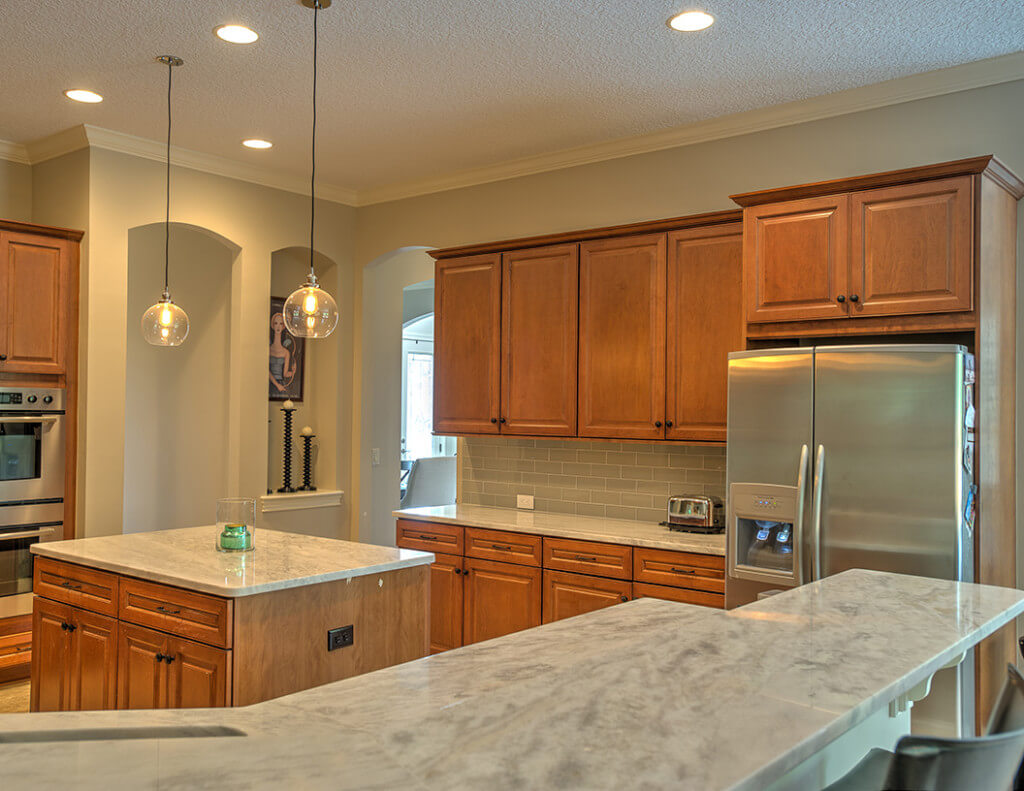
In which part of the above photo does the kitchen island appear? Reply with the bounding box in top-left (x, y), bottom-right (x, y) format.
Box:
top-left (1, 569), bottom-right (1022, 790)
top-left (27, 526), bottom-right (433, 711)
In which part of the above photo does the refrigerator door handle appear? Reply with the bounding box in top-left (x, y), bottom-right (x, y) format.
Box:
top-left (811, 444), bottom-right (826, 581)
top-left (794, 444), bottom-right (810, 585)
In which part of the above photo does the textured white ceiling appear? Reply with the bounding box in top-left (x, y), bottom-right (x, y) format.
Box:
top-left (1, 0), bottom-right (1022, 195)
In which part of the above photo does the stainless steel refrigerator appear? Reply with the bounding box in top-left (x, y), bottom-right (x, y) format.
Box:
top-left (725, 344), bottom-right (976, 734)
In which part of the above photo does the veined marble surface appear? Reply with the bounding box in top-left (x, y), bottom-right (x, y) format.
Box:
top-left (394, 502), bottom-right (726, 555)
top-left (2, 570), bottom-right (1022, 790)
top-left (30, 526), bottom-right (433, 597)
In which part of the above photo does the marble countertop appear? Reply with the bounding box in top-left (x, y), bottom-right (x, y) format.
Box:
top-left (394, 503), bottom-right (726, 555)
top-left (3, 569), bottom-right (1022, 790)
top-left (30, 526), bottom-right (434, 597)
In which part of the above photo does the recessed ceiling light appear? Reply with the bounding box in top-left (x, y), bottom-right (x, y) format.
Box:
top-left (64, 89), bottom-right (103, 103)
top-left (668, 10), bottom-right (715, 31)
top-left (215, 24), bottom-right (259, 44)
top-left (242, 139), bottom-right (273, 149)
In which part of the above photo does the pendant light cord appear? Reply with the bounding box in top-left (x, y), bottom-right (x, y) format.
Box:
top-left (309, 1), bottom-right (318, 280)
top-left (164, 58), bottom-right (172, 295)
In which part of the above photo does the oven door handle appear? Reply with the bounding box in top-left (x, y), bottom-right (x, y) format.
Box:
top-left (0, 527), bottom-right (56, 541)
top-left (0, 415), bottom-right (60, 424)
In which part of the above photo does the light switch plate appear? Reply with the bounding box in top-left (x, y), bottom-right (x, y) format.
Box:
top-left (517, 494), bottom-right (535, 510)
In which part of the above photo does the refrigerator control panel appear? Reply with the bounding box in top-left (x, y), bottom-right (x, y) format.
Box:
top-left (729, 483), bottom-right (801, 586)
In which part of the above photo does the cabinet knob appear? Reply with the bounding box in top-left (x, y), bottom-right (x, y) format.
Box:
top-left (490, 418), bottom-right (497, 424)
top-left (155, 653), bottom-right (165, 662)
top-left (850, 294), bottom-right (859, 303)
top-left (0, 354), bottom-right (6, 361)
top-left (665, 420), bottom-right (673, 428)
top-left (164, 654), bottom-right (175, 664)
top-left (619, 595), bottom-right (629, 603)
top-left (836, 295), bottom-right (846, 303)
top-left (499, 417), bottom-right (506, 424)
top-left (454, 568), bottom-right (462, 575)
top-left (654, 421), bottom-right (662, 428)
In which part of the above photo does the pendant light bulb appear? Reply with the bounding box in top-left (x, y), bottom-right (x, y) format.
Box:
top-left (285, 0), bottom-right (339, 339)
top-left (143, 55), bottom-right (189, 347)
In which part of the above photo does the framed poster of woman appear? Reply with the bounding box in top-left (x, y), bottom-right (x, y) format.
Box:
top-left (269, 296), bottom-right (305, 401)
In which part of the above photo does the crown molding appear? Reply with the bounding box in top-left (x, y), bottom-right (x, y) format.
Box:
top-left (0, 139), bottom-right (30, 165)
top-left (357, 51), bottom-right (1024, 206)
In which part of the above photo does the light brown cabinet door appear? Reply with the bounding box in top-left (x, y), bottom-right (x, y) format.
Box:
top-left (744, 195), bottom-right (850, 323)
top-left (501, 244), bottom-right (578, 436)
top-left (117, 622), bottom-right (167, 710)
top-left (850, 176), bottom-right (973, 317)
top-left (30, 597), bottom-right (72, 712)
top-left (542, 570), bottom-right (631, 624)
top-left (463, 557), bottom-right (541, 644)
top-left (0, 231), bottom-right (69, 374)
top-left (67, 607), bottom-right (118, 711)
top-left (578, 233), bottom-right (667, 439)
top-left (666, 224), bottom-right (743, 442)
top-left (434, 254), bottom-right (502, 435)
top-left (165, 635), bottom-right (230, 709)
top-left (429, 552), bottom-right (464, 654)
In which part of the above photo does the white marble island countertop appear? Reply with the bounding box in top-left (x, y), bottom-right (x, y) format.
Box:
top-left (30, 525), bottom-right (434, 597)
top-left (2, 569), bottom-right (1023, 790)
top-left (394, 502), bottom-right (726, 555)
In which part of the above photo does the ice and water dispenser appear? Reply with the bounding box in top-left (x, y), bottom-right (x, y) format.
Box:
top-left (728, 483), bottom-right (801, 586)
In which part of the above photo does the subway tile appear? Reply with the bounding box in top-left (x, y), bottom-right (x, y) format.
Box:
top-left (521, 472), bottom-right (548, 485)
top-left (563, 463), bottom-right (593, 476)
top-left (482, 457), bottom-right (513, 471)
top-left (636, 480), bottom-right (672, 495)
top-left (533, 485), bottom-right (564, 500)
top-left (620, 466), bottom-right (656, 480)
top-left (686, 469), bottom-right (726, 485)
top-left (635, 452), bottom-right (671, 466)
top-left (588, 463), bottom-right (620, 477)
top-left (578, 451), bottom-right (607, 464)
top-left (574, 502), bottom-right (607, 517)
top-left (605, 505), bottom-right (638, 520)
top-left (669, 453), bottom-right (703, 469)
top-left (492, 494), bottom-right (517, 508)
top-left (590, 490), bottom-right (621, 506)
top-left (620, 492), bottom-right (655, 508)
top-left (547, 474), bottom-right (577, 487)
top-left (548, 449), bottom-right (579, 462)
top-left (534, 461), bottom-right (564, 474)
top-left (574, 477), bottom-right (606, 491)
top-left (703, 456), bottom-right (726, 470)
top-left (512, 460), bottom-right (536, 473)
top-left (606, 451), bottom-right (637, 465)
top-left (522, 448), bottom-right (551, 461)
top-left (604, 478), bottom-right (638, 492)
top-left (536, 439), bottom-right (569, 449)
top-left (635, 507), bottom-right (665, 523)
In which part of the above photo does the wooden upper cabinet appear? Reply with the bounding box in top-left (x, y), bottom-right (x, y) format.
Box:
top-left (500, 244), bottom-right (578, 435)
top-left (578, 233), bottom-right (667, 439)
top-left (666, 224), bottom-right (743, 442)
top-left (434, 254), bottom-right (502, 435)
top-left (462, 557), bottom-right (541, 644)
top-left (743, 195), bottom-right (850, 323)
top-left (850, 176), bottom-right (973, 317)
top-left (0, 230), bottom-right (70, 374)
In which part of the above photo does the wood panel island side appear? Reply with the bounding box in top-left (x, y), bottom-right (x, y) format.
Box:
top-left (27, 526), bottom-right (433, 711)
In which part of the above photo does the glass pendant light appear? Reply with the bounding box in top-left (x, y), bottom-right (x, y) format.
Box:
top-left (142, 55), bottom-right (190, 347)
top-left (283, 0), bottom-right (339, 339)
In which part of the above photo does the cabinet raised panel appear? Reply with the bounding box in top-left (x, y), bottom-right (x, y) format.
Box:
top-left (165, 635), bottom-right (230, 709)
top-left (666, 224), bottom-right (743, 442)
top-left (578, 234), bottom-right (667, 439)
top-left (501, 244), bottom-right (578, 435)
top-left (744, 195), bottom-right (849, 323)
top-left (851, 176), bottom-right (973, 317)
top-left (542, 570), bottom-right (631, 623)
top-left (428, 552), bottom-right (464, 654)
top-left (0, 231), bottom-right (69, 374)
top-left (30, 597), bottom-right (71, 712)
top-left (462, 557), bottom-right (541, 644)
top-left (433, 254), bottom-right (502, 435)
top-left (67, 608), bottom-right (118, 711)
top-left (117, 622), bottom-right (167, 710)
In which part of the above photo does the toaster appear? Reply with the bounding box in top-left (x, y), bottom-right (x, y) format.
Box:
top-left (666, 495), bottom-right (724, 533)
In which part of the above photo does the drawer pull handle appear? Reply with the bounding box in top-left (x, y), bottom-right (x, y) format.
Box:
top-left (417, 534), bottom-right (438, 541)
top-left (490, 544), bottom-right (512, 551)
top-left (156, 605), bottom-right (182, 615)
top-left (574, 555), bottom-right (598, 563)
top-left (670, 567), bottom-right (697, 575)
top-left (60, 581), bottom-right (83, 591)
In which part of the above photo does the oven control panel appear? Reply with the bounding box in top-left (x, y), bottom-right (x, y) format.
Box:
top-left (0, 387), bottom-right (65, 411)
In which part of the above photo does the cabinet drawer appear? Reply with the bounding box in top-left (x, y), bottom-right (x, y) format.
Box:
top-left (0, 631), bottom-right (31, 672)
top-left (543, 570), bottom-right (632, 623)
top-left (633, 582), bottom-right (724, 609)
top-left (34, 558), bottom-right (119, 617)
top-left (465, 527), bottom-right (542, 567)
top-left (632, 548), bottom-right (725, 593)
top-left (542, 537), bottom-right (632, 580)
top-left (396, 519), bottom-right (464, 555)
top-left (119, 577), bottom-right (232, 649)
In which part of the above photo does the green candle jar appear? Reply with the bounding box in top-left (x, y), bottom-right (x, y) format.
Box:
top-left (216, 498), bottom-right (256, 553)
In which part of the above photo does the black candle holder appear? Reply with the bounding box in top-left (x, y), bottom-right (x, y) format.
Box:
top-left (278, 404), bottom-right (297, 493)
top-left (299, 433), bottom-right (317, 491)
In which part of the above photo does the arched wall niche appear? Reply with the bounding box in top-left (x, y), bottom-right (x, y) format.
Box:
top-left (123, 222), bottom-right (240, 533)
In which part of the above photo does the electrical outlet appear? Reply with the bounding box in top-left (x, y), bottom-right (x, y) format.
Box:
top-left (517, 494), bottom-right (535, 510)
top-left (327, 625), bottom-right (354, 651)
top-left (371, 448), bottom-right (381, 466)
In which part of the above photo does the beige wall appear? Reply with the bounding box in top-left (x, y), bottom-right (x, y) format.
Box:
top-left (0, 159), bottom-right (32, 222)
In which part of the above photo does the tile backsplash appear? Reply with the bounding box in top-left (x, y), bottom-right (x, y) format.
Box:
top-left (459, 437), bottom-right (725, 523)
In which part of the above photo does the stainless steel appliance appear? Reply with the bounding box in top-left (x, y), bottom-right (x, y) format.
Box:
top-left (666, 495), bottom-right (724, 532)
top-left (0, 386), bottom-right (66, 616)
top-left (725, 344), bottom-right (975, 734)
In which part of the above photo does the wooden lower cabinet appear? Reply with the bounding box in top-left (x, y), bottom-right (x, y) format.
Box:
top-left (543, 570), bottom-right (631, 623)
top-left (632, 582), bottom-right (724, 609)
top-left (31, 597), bottom-right (118, 712)
top-left (463, 557), bottom-right (542, 644)
top-left (429, 552), bottom-right (465, 654)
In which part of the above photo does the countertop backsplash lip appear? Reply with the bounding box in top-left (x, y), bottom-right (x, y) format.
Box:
top-left (458, 436), bottom-right (726, 524)
top-left (394, 503), bottom-right (726, 555)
